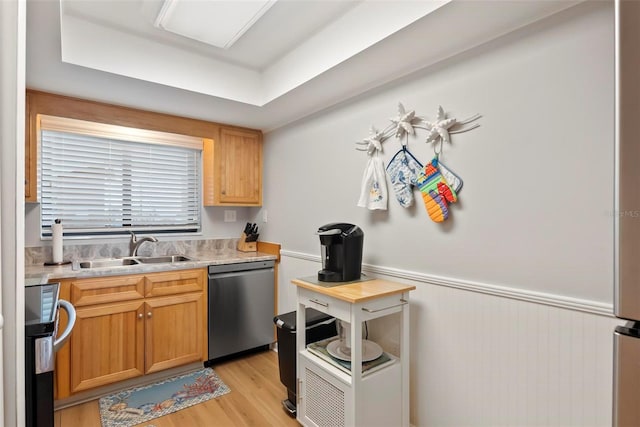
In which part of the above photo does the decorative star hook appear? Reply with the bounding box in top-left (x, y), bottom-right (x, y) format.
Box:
top-left (423, 105), bottom-right (457, 144)
top-left (355, 126), bottom-right (389, 155)
top-left (356, 103), bottom-right (481, 154)
top-left (390, 102), bottom-right (422, 139)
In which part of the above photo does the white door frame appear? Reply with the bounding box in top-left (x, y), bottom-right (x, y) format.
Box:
top-left (1, 0), bottom-right (27, 425)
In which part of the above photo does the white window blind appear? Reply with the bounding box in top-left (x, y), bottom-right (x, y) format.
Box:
top-left (39, 115), bottom-right (202, 237)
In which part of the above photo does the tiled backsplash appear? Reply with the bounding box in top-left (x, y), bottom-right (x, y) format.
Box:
top-left (25, 238), bottom-right (239, 265)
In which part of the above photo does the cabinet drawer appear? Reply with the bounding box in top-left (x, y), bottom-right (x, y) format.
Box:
top-left (299, 288), bottom-right (351, 320)
top-left (144, 269), bottom-right (205, 297)
top-left (71, 275), bottom-right (145, 306)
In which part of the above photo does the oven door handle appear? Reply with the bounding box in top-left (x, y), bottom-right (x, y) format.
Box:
top-left (54, 299), bottom-right (76, 352)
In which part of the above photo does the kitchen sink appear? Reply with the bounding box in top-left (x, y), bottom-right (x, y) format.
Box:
top-left (77, 258), bottom-right (140, 269)
top-left (135, 255), bottom-right (193, 264)
top-left (76, 255), bottom-right (193, 269)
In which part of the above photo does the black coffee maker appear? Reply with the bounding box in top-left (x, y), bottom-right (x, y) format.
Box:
top-left (317, 223), bottom-right (364, 282)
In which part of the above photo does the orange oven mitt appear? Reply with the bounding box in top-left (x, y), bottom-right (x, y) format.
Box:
top-left (415, 157), bottom-right (458, 222)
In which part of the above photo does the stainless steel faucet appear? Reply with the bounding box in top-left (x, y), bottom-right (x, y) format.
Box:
top-left (128, 231), bottom-right (158, 257)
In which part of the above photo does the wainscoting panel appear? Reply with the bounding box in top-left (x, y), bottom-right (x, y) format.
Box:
top-left (279, 252), bottom-right (620, 426)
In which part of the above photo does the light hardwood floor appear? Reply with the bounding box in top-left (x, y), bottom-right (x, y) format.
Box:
top-left (54, 350), bottom-right (300, 426)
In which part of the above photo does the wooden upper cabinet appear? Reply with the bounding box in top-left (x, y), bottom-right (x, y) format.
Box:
top-left (24, 90), bottom-right (264, 205)
top-left (203, 127), bottom-right (263, 206)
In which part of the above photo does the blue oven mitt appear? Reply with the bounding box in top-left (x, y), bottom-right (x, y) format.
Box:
top-left (386, 147), bottom-right (423, 208)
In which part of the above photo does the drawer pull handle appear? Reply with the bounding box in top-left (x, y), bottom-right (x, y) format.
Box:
top-left (309, 298), bottom-right (328, 308)
top-left (147, 311), bottom-right (152, 318)
top-left (362, 299), bottom-right (408, 313)
top-left (138, 313), bottom-right (143, 319)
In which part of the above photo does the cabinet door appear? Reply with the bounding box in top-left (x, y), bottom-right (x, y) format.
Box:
top-left (219, 127), bottom-right (262, 205)
top-left (204, 127), bottom-right (262, 206)
top-left (70, 300), bottom-right (145, 393)
top-left (298, 355), bottom-right (353, 427)
top-left (144, 292), bottom-right (204, 374)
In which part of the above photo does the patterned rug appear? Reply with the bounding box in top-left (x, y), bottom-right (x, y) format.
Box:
top-left (99, 368), bottom-right (230, 427)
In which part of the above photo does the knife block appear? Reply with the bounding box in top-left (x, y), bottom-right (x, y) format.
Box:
top-left (237, 233), bottom-right (257, 252)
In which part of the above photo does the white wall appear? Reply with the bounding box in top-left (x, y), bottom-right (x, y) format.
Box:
top-left (263, 2), bottom-right (618, 425)
top-left (262, 1), bottom-right (614, 304)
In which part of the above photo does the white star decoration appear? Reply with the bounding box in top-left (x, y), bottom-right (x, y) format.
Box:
top-left (423, 105), bottom-right (457, 144)
top-left (363, 126), bottom-right (384, 155)
top-left (391, 102), bottom-right (421, 139)
top-left (355, 103), bottom-right (480, 154)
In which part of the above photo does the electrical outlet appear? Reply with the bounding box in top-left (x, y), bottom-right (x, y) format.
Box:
top-left (224, 210), bottom-right (236, 222)
top-left (262, 209), bottom-right (268, 223)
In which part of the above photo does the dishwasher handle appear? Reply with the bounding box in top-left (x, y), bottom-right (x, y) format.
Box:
top-left (208, 260), bottom-right (275, 275)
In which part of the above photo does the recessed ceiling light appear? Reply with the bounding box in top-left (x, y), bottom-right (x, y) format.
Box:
top-left (154, 0), bottom-right (277, 49)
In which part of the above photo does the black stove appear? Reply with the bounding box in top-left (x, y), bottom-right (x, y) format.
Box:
top-left (25, 283), bottom-right (59, 336)
top-left (25, 283), bottom-right (60, 427)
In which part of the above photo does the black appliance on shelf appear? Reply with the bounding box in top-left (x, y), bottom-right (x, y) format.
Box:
top-left (273, 308), bottom-right (337, 416)
top-left (25, 283), bottom-right (75, 427)
top-left (316, 223), bottom-right (364, 282)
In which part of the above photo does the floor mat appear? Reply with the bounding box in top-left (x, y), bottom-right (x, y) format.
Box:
top-left (99, 367), bottom-right (230, 427)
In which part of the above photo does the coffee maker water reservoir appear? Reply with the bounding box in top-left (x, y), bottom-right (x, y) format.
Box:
top-left (317, 223), bottom-right (364, 282)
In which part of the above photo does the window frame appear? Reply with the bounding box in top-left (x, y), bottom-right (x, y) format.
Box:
top-left (38, 114), bottom-right (205, 238)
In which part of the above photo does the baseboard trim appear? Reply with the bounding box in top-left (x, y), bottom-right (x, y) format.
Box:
top-left (280, 250), bottom-right (614, 317)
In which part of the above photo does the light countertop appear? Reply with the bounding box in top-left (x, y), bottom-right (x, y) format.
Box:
top-left (26, 250), bottom-right (277, 285)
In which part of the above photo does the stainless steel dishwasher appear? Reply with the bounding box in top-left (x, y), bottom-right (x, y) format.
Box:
top-left (207, 260), bottom-right (275, 362)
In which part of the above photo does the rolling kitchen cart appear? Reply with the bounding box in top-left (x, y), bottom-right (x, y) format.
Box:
top-left (292, 277), bottom-right (415, 427)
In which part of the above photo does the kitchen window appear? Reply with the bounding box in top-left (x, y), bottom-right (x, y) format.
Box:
top-left (38, 115), bottom-right (203, 237)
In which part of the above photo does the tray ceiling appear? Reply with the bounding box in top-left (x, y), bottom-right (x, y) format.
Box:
top-left (27, 0), bottom-right (582, 130)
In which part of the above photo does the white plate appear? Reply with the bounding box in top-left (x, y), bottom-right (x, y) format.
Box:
top-left (326, 339), bottom-right (383, 362)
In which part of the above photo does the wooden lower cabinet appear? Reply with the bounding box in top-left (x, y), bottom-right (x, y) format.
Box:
top-left (55, 268), bottom-right (207, 400)
top-left (145, 292), bottom-right (204, 374)
top-left (71, 300), bottom-right (145, 393)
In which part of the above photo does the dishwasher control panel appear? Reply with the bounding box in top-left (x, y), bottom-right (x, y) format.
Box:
top-left (208, 260), bottom-right (275, 275)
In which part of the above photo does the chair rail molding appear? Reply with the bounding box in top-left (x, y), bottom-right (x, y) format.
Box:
top-left (280, 249), bottom-right (614, 317)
